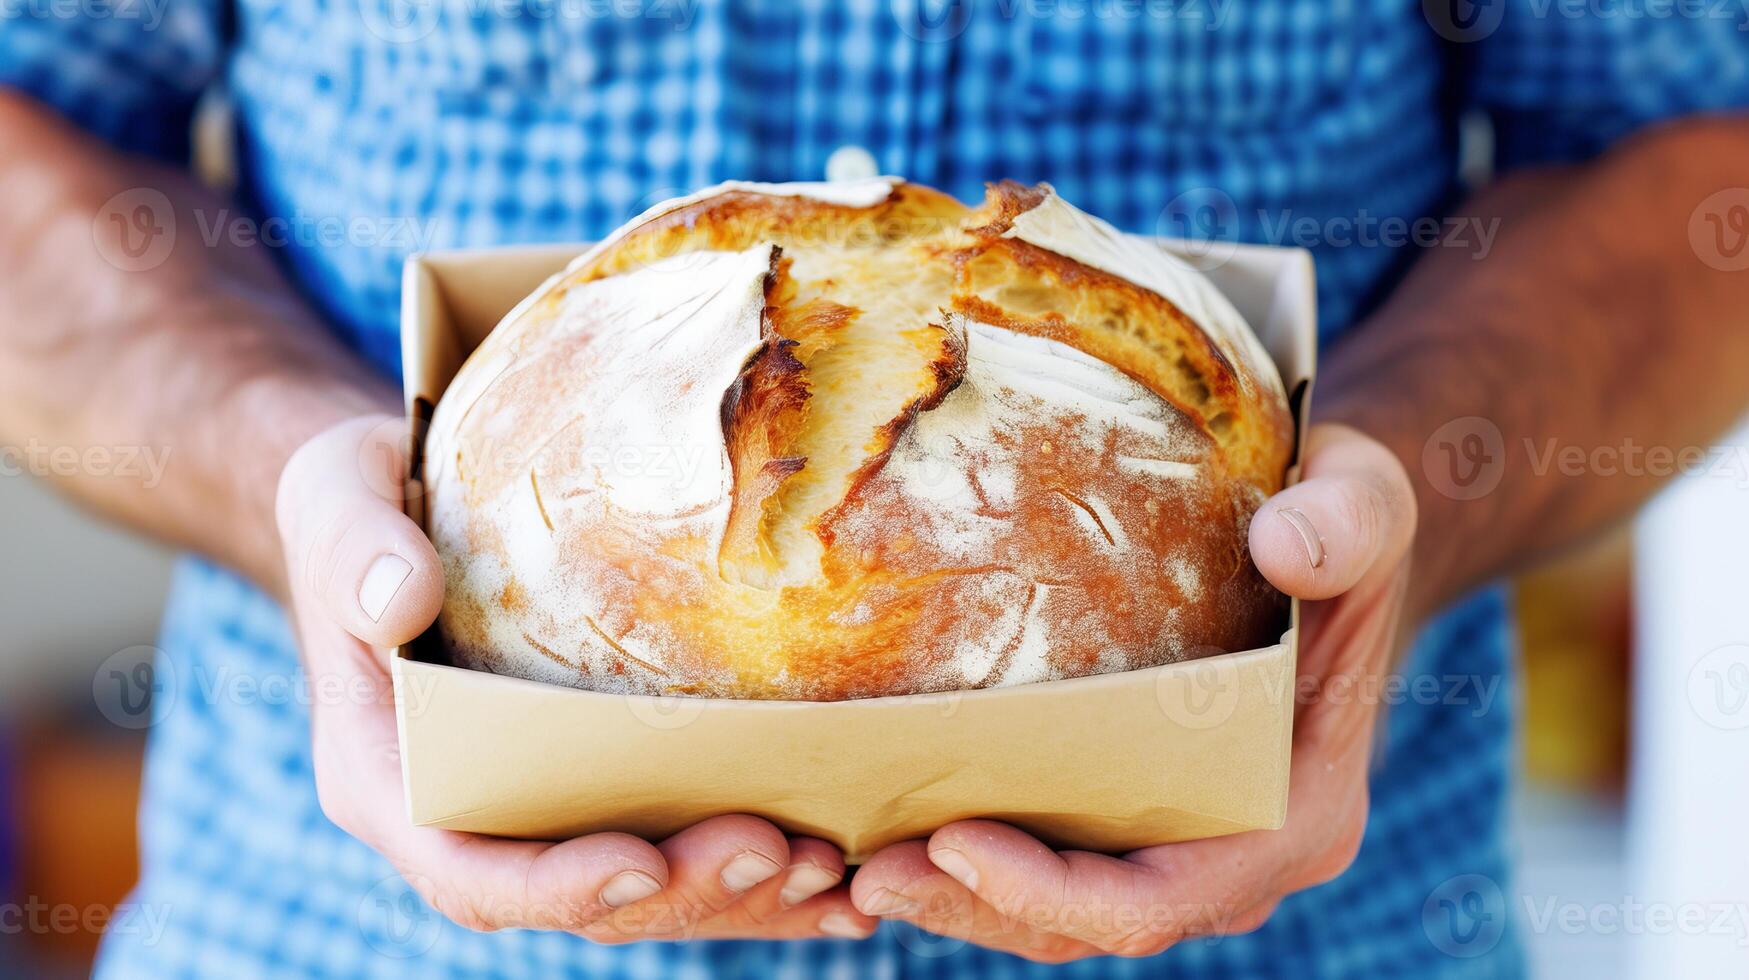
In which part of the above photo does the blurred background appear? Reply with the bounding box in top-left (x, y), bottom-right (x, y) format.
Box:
top-left (6, 415), bottom-right (1748, 977)
top-left (0, 472), bottom-right (172, 977)
top-left (2, 94), bottom-right (1747, 980)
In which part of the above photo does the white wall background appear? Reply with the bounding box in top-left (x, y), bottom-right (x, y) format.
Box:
top-left (1629, 418), bottom-right (1749, 980)
top-left (0, 474), bottom-right (171, 711)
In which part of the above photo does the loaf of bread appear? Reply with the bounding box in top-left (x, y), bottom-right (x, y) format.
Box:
top-left (424, 179), bottom-right (1292, 700)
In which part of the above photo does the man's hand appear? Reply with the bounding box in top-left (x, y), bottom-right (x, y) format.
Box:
top-left (274, 415), bottom-right (879, 942)
top-left (847, 424), bottom-right (1416, 962)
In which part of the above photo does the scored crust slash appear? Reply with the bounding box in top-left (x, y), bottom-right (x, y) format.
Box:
top-left (421, 178), bottom-right (1294, 701)
top-left (392, 191), bottom-right (1313, 853)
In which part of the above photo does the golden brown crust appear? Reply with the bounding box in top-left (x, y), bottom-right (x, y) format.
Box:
top-left (425, 179), bottom-right (1292, 700)
top-left (952, 236), bottom-right (1293, 491)
top-left (814, 320), bottom-right (968, 557)
top-left (570, 182), bottom-right (970, 284)
top-left (717, 333), bottom-right (810, 583)
top-left (961, 179), bottom-right (1051, 238)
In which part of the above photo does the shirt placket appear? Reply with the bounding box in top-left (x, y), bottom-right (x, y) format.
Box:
top-left (782, 0), bottom-right (935, 183)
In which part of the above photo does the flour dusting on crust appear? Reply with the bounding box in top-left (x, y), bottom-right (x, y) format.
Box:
top-left (825, 317), bottom-right (1217, 691)
top-left (1003, 187), bottom-right (1284, 406)
top-left (425, 179), bottom-right (1290, 699)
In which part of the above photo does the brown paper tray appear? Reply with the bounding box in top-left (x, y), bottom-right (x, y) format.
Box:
top-left (395, 235), bottom-right (1317, 862)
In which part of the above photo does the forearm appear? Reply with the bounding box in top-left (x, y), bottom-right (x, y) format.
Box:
top-left (1319, 114), bottom-right (1749, 624)
top-left (0, 90), bottom-right (395, 597)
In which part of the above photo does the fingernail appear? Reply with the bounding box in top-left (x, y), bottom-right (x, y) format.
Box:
top-left (1277, 508), bottom-right (1326, 569)
top-left (860, 887), bottom-right (918, 916)
top-left (779, 863), bottom-right (841, 907)
top-left (720, 852), bottom-right (784, 892)
top-left (818, 910), bottom-right (875, 939)
top-left (358, 554), bottom-right (413, 622)
top-left (928, 847), bottom-right (979, 891)
top-left (599, 870), bottom-right (662, 908)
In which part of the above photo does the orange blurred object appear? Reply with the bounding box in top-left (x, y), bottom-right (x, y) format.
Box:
top-left (11, 719), bottom-right (143, 972)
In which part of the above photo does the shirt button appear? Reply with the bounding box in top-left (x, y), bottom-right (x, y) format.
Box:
top-left (825, 145), bottom-right (880, 183)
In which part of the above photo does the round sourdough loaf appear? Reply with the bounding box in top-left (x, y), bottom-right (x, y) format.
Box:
top-left (423, 179), bottom-right (1293, 700)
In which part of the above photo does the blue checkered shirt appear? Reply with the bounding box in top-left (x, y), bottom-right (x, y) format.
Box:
top-left (6, 1), bottom-right (1747, 976)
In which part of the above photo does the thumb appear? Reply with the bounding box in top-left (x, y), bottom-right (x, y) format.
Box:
top-left (276, 414), bottom-right (444, 647)
top-left (1248, 423), bottom-right (1416, 601)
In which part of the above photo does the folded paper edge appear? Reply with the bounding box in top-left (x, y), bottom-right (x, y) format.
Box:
top-left (394, 230), bottom-right (1316, 848)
